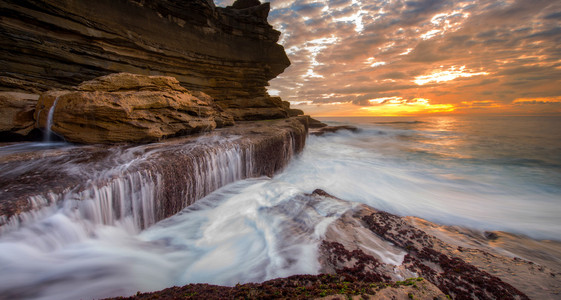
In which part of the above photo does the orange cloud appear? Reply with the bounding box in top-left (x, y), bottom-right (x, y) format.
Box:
top-left (216, 0), bottom-right (561, 116)
top-left (413, 66), bottom-right (489, 85)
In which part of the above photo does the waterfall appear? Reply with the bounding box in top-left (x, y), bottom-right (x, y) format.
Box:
top-left (43, 96), bottom-right (60, 143)
top-left (0, 119), bottom-right (307, 236)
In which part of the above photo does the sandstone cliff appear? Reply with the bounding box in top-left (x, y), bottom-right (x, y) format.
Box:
top-left (35, 73), bottom-right (235, 144)
top-left (0, 0), bottom-right (296, 139)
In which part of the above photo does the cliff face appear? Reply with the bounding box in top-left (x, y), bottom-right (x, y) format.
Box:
top-left (0, 0), bottom-right (292, 124)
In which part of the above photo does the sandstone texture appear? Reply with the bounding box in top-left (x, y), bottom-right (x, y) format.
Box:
top-left (34, 73), bottom-right (234, 144)
top-left (0, 0), bottom-right (298, 138)
top-left (0, 92), bottom-right (38, 137)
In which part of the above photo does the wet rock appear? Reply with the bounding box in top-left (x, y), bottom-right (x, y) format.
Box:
top-left (311, 125), bottom-right (359, 136)
top-left (0, 92), bottom-right (38, 138)
top-left (0, 117), bottom-right (308, 229)
top-left (484, 231), bottom-right (499, 240)
top-left (34, 73), bottom-right (234, 144)
top-left (112, 274), bottom-right (446, 300)
top-left (308, 117), bottom-right (328, 128)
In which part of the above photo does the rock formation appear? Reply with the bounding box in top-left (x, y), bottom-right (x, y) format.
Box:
top-left (0, 0), bottom-right (299, 139)
top-left (0, 92), bottom-right (38, 138)
top-left (0, 117), bottom-right (308, 230)
top-left (35, 73), bottom-right (234, 144)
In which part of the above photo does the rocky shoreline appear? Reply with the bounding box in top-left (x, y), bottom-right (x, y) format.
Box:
top-left (1, 1), bottom-right (560, 299)
top-left (0, 116), bottom-right (308, 232)
top-left (106, 190), bottom-right (561, 299)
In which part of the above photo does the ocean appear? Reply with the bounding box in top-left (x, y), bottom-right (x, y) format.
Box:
top-left (309, 115), bottom-right (561, 238)
top-left (0, 115), bottom-right (560, 299)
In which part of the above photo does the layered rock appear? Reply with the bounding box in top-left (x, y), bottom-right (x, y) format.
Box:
top-left (34, 73), bottom-right (234, 144)
top-left (0, 117), bottom-right (308, 231)
top-left (0, 92), bottom-right (38, 137)
top-left (312, 190), bottom-right (559, 299)
top-left (0, 0), bottom-right (297, 138)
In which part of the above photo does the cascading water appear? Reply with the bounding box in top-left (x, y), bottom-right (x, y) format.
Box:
top-left (0, 119), bottom-right (309, 299)
top-left (43, 96), bottom-right (60, 143)
top-left (0, 119), bottom-right (306, 235)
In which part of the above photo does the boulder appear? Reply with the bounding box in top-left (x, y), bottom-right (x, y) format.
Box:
top-left (0, 92), bottom-right (39, 137)
top-left (34, 73), bottom-right (234, 144)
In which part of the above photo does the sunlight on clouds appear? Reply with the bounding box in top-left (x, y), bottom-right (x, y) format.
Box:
top-left (414, 66), bottom-right (489, 85)
top-left (513, 97), bottom-right (561, 105)
top-left (302, 36), bottom-right (339, 79)
top-left (268, 89), bottom-right (280, 96)
top-left (420, 10), bottom-right (470, 40)
top-left (361, 97), bottom-right (455, 116)
top-left (331, 0), bottom-right (366, 33)
top-left (460, 100), bottom-right (502, 108)
top-left (421, 29), bottom-right (441, 40)
top-left (366, 57), bottom-right (386, 68)
top-left (400, 48), bottom-right (413, 56)
top-left (236, 0), bottom-right (561, 116)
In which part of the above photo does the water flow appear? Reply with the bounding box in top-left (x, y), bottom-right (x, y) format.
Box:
top-left (3, 115), bottom-right (558, 299)
top-left (298, 116), bottom-right (561, 239)
top-left (43, 96), bottom-right (60, 142)
top-left (0, 179), bottom-right (352, 300)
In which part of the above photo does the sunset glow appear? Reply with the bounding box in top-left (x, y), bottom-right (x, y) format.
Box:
top-left (413, 66), bottom-right (489, 85)
top-left (215, 0), bottom-right (561, 116)
top-left (360, 97), bottom-right (455, 116)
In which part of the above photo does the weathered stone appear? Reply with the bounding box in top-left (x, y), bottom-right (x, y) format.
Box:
top-left (225, 107), bottom-right (289, 121)
top-left (311, 125), bottom-right (359, 136)
top-left (288, 108), bottom-right (304, 117)
top-left (34, 73), bottom-right (234, 144)
top-left (0, 0), bottom-right (290, 106)
top-left (0, 92), bottom-right (39, 137)
top-left (308, 117), bottom-right (328, 128)
top-left (0, 117), bottom-right (308, 228)
top-left (216, 96), bottom-right (291, 120)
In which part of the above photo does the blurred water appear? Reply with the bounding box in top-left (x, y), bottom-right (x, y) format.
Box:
top-left (0, 179), bottom-right (352, 299)
top-left (0, 115), bottom-right (559, 299)
top-left (305, 116), bottom-right (561, 238)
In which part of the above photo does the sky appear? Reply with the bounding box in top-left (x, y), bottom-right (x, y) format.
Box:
top-left (216, 0), bottom-right (561, 116)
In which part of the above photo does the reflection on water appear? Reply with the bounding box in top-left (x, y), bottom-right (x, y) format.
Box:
top-left (313, 115), bottom-right (561, 238)
top-left (0, 115), bottom-right (560, 299)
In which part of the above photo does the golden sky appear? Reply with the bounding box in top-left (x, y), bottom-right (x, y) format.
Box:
top-left (217, 0), bottom-right (561, 116)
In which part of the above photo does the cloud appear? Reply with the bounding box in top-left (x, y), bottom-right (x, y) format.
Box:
top-left (214, 0), bottom-right (561, 116)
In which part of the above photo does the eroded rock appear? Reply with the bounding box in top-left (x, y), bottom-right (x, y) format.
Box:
top-left (34, 73), bottom-right (234, 144)
top-left (0, 92), bottom-right (39, 138)
top-left (0, 0), bottom-right (290, 105)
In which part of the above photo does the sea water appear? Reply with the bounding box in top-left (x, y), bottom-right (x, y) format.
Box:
top-left (0, 115), bottom-right (559, 299)
top-left (303, 116), bottom-right (561, 238)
